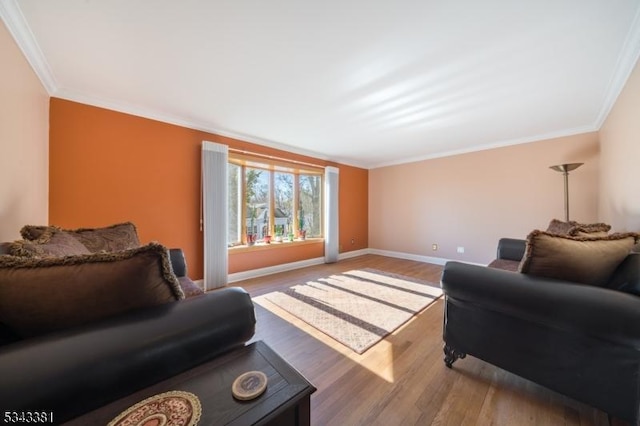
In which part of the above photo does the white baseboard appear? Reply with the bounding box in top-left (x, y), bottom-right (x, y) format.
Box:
top-left (224, 248), bottom-right (485, 284)
top-left (227, 249), bottom-right (374, 283)
top-left (368, 248), bottom-right (487, 267)
top-left (338, 248), bottom-right (371, 260)
top-left (367, 248), bottom-right (449, 265)
top-left (228, 256), bottom-right (326, 283)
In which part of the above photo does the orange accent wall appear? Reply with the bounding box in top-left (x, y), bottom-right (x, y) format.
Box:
top-left (49, 98), bottom-right (368, 278)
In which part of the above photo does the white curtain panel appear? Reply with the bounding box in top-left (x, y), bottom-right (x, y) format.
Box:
top-left (201, 141), bottom-right (228, 290)
top-left (324, 166), bottom-right (339, 263)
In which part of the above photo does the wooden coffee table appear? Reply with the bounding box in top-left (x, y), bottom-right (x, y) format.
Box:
top-left (64, 340), bottom-right (316, 425)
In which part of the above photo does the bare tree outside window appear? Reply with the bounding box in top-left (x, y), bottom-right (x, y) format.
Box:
top-left (299, 174), bottom-right (322, 237)
top-left (246, 168), bottom-right (270, 241)
top-left (275, 172), bottom-right (294, 240)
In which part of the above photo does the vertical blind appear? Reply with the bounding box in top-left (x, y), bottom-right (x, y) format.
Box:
top-left (202, 141), bottom-right (228, 290)
top-left (324, 166), bottom-right (339, 263)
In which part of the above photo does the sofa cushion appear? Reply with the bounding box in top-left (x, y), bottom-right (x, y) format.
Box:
top-left (20, 222), bottom-right (140, 253)
top-left (9, 231), bottom-right (91, 258)
top-left (607, 253), bottom-right (640, 296)
top-left (178, 276), bottom-right (205, 298)
top-left (0, 243), bottom-right (184, 338)
top-left (518, 230), bottom-right (638, 286)
top-left (487, 259), bottom-right (520, 272)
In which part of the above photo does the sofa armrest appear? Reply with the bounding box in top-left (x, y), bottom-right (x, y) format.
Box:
top-left (169, 248), bottom-right (187, 277)
top-left (0, 287), bottom-right (255, 422)
top-left (496, 238), bottom-right (526, 261)
top-left (441, 261), bottom-right (640, 347)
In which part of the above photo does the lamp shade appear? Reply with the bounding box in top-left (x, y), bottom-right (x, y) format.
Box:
top-left (549, 163), bottom-right (583, 173)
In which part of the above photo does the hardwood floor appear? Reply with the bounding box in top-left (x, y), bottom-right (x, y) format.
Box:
top-left (236, 254), bottom-right (624, 426)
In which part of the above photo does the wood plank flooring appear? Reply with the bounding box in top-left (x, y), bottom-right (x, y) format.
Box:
top-left (235, 254), bottom-right (626, 426)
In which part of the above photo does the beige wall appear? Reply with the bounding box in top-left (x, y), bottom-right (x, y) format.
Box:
top-left (0, 20), bottom-right (49, 241)
top-left (599, 58), bottom-right (640, 232)
top-left (369, 133), bottom-right (600, 264)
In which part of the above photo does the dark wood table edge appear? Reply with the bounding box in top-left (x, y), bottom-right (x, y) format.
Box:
top-left (232, 341), bottom-right (316, 426)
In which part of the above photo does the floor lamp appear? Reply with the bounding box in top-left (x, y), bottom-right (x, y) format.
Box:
top-left (549, 163), bottom-right (583, 222)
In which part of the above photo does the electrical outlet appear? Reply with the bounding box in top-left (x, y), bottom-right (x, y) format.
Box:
top-left (432, 244), bottom-right (438, 251)
top-left (351, 238), bottom-right (355, 245)
top-left (457, 246), bottom-right (465, 254)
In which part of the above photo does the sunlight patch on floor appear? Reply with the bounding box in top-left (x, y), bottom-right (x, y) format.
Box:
top-left (253, 297), bottom-right (397, 383)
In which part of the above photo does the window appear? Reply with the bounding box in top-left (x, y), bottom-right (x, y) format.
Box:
top-left (228, 154), bottom-right (323, 247)
top-left (245, 167), bottom-right (270, 242)
top-left (274, 172), bottom-right (294, 239)
top-left (299, 174), bottom-right (322, 238)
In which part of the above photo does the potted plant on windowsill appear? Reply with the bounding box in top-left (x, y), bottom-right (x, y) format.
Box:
top-left (274, 225), bottom-right (283, 243)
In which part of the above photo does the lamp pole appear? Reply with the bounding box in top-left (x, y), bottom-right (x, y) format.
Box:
top-left (549, 163), bottom-right (583, 222)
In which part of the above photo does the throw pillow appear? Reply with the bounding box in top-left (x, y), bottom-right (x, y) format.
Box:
top-left (0, 243), bottom-right (184, 338)
top-left (19, 225), bottom-right (51, 241)
top-left (546, 219), bottom-right (576, 235)
top-left (518, 230), bottom-right (638, 286)
top-left (20, 222), bottom-right (140, 253)
top-left (9, 231), bottom-right (91, 258)
top-left (567, 222), bottom-right (611, 236)
top-left (570, 230), bottom-right (610, 238)
top-left (545, 219), bottom-right (611, 236)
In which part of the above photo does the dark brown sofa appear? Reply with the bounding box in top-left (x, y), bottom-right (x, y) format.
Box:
top-left (0, 286), bottom-right (256, 422)
top-left (441, 237), bottom-right (640, 424)
top-left (0, 223), bottom-right (257, 422)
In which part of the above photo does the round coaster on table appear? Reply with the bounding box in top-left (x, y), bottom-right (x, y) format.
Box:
top-left (232, 370), bottom-right (268, 400)
top-left (107, 390), bottom-right (201, 426)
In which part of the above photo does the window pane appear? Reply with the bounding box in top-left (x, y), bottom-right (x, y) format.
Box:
top-left (246, 168), bottom-right (270, 241)
top-left (228, 163), bottom-right (241, 246)
top-left (299, 174), bottom-right (322, 238)
top-left (274, 172), bottom-right (294, 239)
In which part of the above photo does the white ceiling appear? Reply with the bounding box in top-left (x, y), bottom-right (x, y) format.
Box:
top-left (2, 0), bottom-right (640, 168)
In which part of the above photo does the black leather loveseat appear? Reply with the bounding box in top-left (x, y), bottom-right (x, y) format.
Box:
top-left (0, 287), bottom-right (256, 423)
top-left (441, 238), bottom-right (640, 424)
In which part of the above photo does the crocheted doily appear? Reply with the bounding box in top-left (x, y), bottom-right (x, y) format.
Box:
top-left (107, 390), bottom-right (201, 426)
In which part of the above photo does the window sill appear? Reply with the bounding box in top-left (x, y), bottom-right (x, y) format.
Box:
top-left (228, 238), bottom-right (323, 253)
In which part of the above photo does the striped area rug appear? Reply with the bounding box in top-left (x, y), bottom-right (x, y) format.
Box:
top-left (254, 268), bottom-right (442, 354)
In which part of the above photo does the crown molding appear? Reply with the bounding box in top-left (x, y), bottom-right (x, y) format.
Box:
top-left (4, 0), bottom-right (638, 170)
top-left (594, 4), bottom-right (640, 128)
top-left (53, 88), bottom-right (371, 170)
top-left (369, 124), bottom-right (598, 169)
top-left (0, 0), bottom-right (57, 94)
